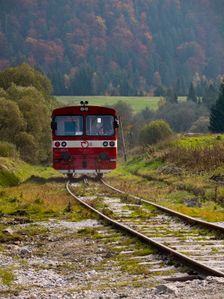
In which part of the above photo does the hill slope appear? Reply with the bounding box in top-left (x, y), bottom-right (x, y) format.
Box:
top-left (0, 0), bottom-right (224, 95)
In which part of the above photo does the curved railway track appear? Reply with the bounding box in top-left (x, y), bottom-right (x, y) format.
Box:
top-left (101, 179), bottom-right (224, 233)
top-left (66, 178), bottom-right (224, 278)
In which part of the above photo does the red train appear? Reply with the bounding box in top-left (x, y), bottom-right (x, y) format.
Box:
top-left (51, 101), bottom-right (119, 177)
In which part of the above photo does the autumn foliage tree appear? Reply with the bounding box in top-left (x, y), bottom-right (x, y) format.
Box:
top-left (0, 1), bottom-right (224, 95)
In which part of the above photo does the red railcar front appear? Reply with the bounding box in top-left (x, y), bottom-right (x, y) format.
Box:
top-left (51, 103), bottom-right (119, 176)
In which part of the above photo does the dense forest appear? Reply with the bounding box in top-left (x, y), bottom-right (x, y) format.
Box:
top-left (0, 0), bottom-right (224, 95)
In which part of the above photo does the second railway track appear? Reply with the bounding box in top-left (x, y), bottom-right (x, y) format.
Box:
top-left (66, 178), bottom-right (224, 279)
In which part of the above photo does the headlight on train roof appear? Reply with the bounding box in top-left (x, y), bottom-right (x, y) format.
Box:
top-left (80, 106), bottom-right (89, 112)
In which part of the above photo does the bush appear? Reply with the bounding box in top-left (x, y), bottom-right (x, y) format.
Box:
top-left (139, 120), bottom-right (173, 145)
top-left (189, 116), bottom-right (209, 133)
top-left (156, 101), bottom-right (208, 132)
top-left (15, 132), bottom-right (38, 163)
top-left (0, 142), bottom-right (18, 158)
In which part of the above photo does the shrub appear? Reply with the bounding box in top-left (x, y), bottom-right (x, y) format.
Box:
top-left (0, 142), bottom-right (18, 158)
top-left (139, 120), bottom-right (173, 145)
top-left (156, 101), bottom-right (208, 132)
top-left (15, 132), bottom-right (38, 163)
top-left (165, 143), bottom-right (224, 171)
top-left (189, 116), bottom-right (209, 133)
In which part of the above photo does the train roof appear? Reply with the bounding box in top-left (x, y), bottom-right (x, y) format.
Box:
top-left (52, 105), bottom-right (116, 116)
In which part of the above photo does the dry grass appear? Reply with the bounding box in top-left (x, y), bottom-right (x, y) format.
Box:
top-left (165, 144), bottom-right (224, 171)
top-left (1, 182), bottom-right (94, 221)
top-left (106, 175), bottom-right (224, 222)
top-left (3, 183), bottom-right (68, 211)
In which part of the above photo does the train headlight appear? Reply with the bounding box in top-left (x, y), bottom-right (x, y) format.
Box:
top-left (61, 141), bottom-right (67, 147)
top-left (99, 152), bottom-right (109, 160)
top-left (103, 141), bottom-right (108, 147)
top-left (55, 141), bottom-right (60, 147)
top-left (109, 141), bottom-right (115, 147)
top-left (61, 152), bottom-right (72, 161)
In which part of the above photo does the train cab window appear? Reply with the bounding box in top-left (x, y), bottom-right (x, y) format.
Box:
top-left (54, 115), bottom-right (83, 136)
top-left (86, 115), bottom-right (114, 136)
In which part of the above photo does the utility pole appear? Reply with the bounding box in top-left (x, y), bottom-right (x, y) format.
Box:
top-left (119, 117), bottom-right (127, 162)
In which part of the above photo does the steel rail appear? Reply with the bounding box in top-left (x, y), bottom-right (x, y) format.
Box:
top-left (66, 180), bottom-right (224, 277)
top-left (101, 179), bottom-right (224, 233)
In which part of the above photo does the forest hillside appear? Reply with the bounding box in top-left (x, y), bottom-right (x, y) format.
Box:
top-left (0, 0), bottom-right (224, 95)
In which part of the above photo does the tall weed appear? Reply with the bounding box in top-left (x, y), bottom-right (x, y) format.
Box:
top-left (165, 143), bottom-right (224, 171)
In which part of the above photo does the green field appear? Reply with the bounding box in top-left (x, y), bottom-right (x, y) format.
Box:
top-left (55, 96), bottom-right (161, 113)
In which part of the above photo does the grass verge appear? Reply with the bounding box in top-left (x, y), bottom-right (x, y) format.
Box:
top-left (106, 135), bottom-right (224, 222)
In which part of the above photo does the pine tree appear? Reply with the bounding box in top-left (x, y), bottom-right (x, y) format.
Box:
top-left (187, 82), bottom-right (198, 103)
top-left (165, 88), bottom-right (178, 103)
top-left (202, 84), bottom-right (218, 109)
top-left (209, 83), bottom-right (224, 133)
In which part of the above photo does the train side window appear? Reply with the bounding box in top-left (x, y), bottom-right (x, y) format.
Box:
top-left (86, 115), bottom-right (114, 136)
top-left (54, 115), bottom-right (83, 136)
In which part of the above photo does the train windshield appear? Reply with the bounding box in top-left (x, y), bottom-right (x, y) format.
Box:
top-left (86, 115), bottom-right (114, 136)
top-left (54, 115), bottom-right (83, 136)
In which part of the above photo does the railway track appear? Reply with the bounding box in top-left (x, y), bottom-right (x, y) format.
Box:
top-left (66, 178), bottom-right (224, 279)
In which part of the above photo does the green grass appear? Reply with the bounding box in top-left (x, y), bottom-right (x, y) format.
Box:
top-left (105, 134), bottom-right (224, 222)
top-left (0, 157), bottom-right (60, 187)
top-left (55, 96), bottom-right (160, 113)
top-left (172, 134), bottom-right (224, 149)
top-left (0, 267), bottom-right (14, 285)
top-left (0, 156), bottom-right (99, 221)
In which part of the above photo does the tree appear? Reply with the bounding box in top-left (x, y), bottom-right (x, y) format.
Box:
top-left (111, 100), bottom-right (133, 128)
top-left (0, 64), bottom-right (53, 164)
top-left (0, 98), bottom-right (25, 143)
top-left (110, 100), bottom-right (134, 148)
top-left (202, 84), bottom-right (218, 109)
top-left (0, 142), bottom-right (18, 158)
top-left (141, 107), bottom-right (154, 121)
top-left (190, 116), bottom-right (209, 133)
top-left (0, 1), bottom-right (224, 95)
top-left (0, 88), bottom-right (7, 98)
top-left (165, 88), bottom-right (178, 103)
top-left (0, 64), bottom-right (53, 97)
top-left (156, 101), bottom-right (208, 132)
top-left (209, 83), bottom-right (224, 133)
top-left (139, 120), bottom-right (173, 145)
top-left (71, 65), bottom-right (94, 95)
top-left (7, 84), bottom-right (52, 163)
top-left (154, 85), bottom-right (166, 96)
top-left (15, 132), bottom-right (38, 163)
top-left (187, 82), bottom-right (198, 103)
